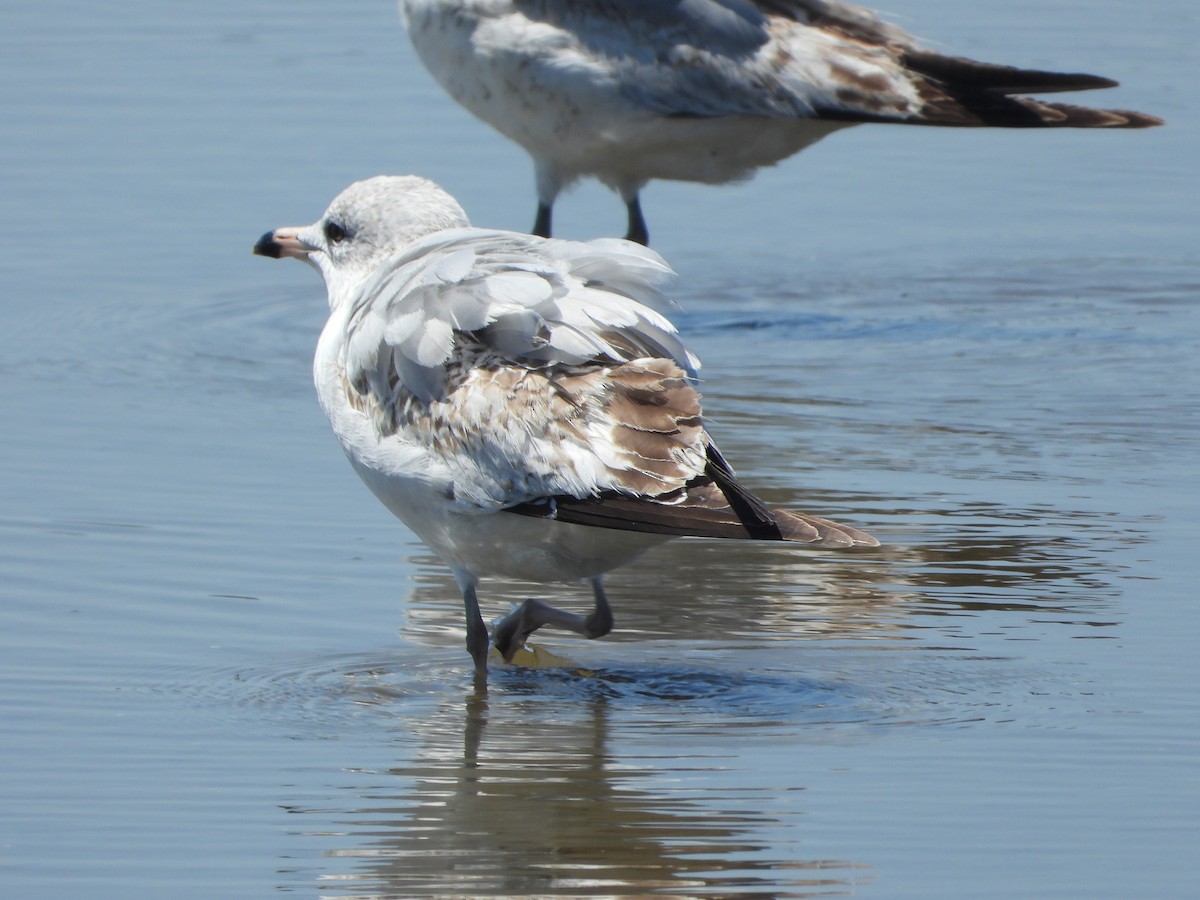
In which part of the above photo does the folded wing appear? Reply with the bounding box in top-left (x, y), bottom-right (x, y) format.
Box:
top-left (514, 0), bottom-right (1161, 128)
top-left (341, 228), bottom-right (698, 405)
top-left (508, 443), bottom-right (880, 548)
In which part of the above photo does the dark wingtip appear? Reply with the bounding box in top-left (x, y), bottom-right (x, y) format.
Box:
top-left (252, 231), bottom-right (282, 258)
top-left (1125, 111), bottom-right (1166, 128)
top-left (1051, 73), bottom-right (1120, 93)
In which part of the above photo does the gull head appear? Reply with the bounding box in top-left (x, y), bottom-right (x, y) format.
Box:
top-left (252, 175), bottom-right (470, 301)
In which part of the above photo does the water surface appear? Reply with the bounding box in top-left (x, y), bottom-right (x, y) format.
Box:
top-left (1, 1), bottom-right (1197, 897)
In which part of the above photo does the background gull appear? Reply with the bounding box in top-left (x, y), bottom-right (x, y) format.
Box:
top-left (253, 175), bottom-right (878, 686)
top-left (397, 0), bottom-right (1163, 243)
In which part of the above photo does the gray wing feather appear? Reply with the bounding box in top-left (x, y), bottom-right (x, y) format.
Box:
top-left (341, 228), bottom-right (697, 403)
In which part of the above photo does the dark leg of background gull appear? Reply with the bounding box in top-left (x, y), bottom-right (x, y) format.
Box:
top-left (533, 197), bottom-right (647, 244)
top-left (624, 195), bottom-right (649, 245)
top-left (533, 203), bottom-right (552, 238)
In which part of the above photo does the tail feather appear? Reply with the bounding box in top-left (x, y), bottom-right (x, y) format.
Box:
top-left (818, 49), bottom-right (1163, 129)
top-left (916, 90), bottom-right (1164, 128)
top-left (902, 50), bottom-right (1119, 95)
top-left (504, 442), bottom-right (879, 549)
top-left (776, 510), bottom-right (881, 548)
top-left (904, 50), bottom-right (1165, 128)
top-left (504, 485), bottom-right (879, 547)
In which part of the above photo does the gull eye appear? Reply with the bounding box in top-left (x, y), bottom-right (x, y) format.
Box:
top-left (324, 220), bottom-right (348, 244)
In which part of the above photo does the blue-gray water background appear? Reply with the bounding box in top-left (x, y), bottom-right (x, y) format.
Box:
top-left (1, 1), bottom-right (1197, 896)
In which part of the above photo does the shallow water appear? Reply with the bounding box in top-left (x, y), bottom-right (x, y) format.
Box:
top-left (1, 1), bottom-right (1197, 897)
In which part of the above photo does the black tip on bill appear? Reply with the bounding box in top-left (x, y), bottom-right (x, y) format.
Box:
top-left (252, 231), bottom-right (282, 258)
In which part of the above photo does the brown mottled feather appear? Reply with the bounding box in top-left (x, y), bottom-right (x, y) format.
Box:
top-left (509, 436), bottom-right (880, 549)
top-left (900, 50), bottom-right (1119, 96)
top-left (818, 46), bottom-right (1163, 129)
top-left (345, 333), bottom-right (876, 546)
top-left (907, 88), bottom-right (1163, 129)
top-left (507, 475), bottom-right (878, 548)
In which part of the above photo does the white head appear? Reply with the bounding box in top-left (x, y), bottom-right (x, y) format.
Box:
top-left (253, 175), bottom-right (470, 302)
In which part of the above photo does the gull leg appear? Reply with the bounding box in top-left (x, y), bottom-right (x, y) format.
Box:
top-left (455, 571), bottom-right (490, 686)
top-left (587, 577), bottom-right (614, 639)
top-left (533, 163), bottom-right (563, 239)
top-left (624, 195), bottom-right (649, 246)
top-left (532, 202), bottom-right (552, 238)
top-left (492, 577), bottom-right (614, 662)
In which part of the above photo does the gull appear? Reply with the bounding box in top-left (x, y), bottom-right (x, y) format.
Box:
top-left (396, 0), bottom-right (1163, 243)
top-left (253, 175), bottom-right (878, 685)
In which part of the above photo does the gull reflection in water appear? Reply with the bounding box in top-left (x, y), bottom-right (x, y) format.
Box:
top-left (298, 692), bottom-right (871, 897)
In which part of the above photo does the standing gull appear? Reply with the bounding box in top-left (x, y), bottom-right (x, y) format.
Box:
top-left (253, 175), bottom-right (878, 685)
top-left (397, 0), bottom-right (1163, 243)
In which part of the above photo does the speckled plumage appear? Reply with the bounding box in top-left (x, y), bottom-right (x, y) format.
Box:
top-left (253, 175), bottom-right (877, 684)
top-left (397, 0), bottom-right (1162, 242)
